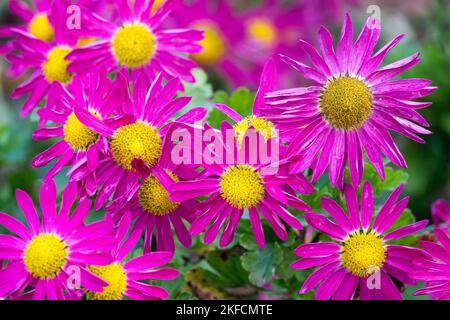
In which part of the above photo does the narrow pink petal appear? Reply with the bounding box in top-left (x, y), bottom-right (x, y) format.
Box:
top-left (315, 268), bottom-right (346, 300)
top-left (320, 197), bottom-right (353, 233)
top-left (290, 254), bottom-right (340, 270)
top-left (360, 181), bottom-right (374, 230)
top-left (124, 252), bottom-right (174, 272)
top-left (332, 273), bottom-right (358, 300)
top-left (299, 261), bottom-right (341, 294)
top-left (344, 184), bottom-right (360, 231)
top-left (384, 220), bottom-right (428, 241)
top-left (0, 212), bottom-right (31, 240)
top-left (294, 242), bottom-right (341, 258)
top-left (16, 189), bottom-right (40, 235)
top-left (305, 213), bottom-right (347, 241)
top-left (374, 197), bottom-right (410, 234)
top-left (249, 207), bottom-right (265, 249)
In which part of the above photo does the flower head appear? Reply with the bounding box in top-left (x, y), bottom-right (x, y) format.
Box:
top-left (412, 229), bottom-right (450, 300)
top-left (31, 67), bottom-right (125, 185)
top-left (5, 1), bottom-right (81, 117)
top-left (67, 0), bottom-right (203, 83)
top-left (0, 0), bottom-right (55, 80)
top-left (291, 182), bottom-right (429, 300)
top-left (87, 213), bottom-right (179, 300)
top-left (262, 14), bottom-right (437, 189)
top-left (170, 121), bottom-right (313, 248)
top-left (0, 180), bottom-right (116, 300)
top-left (74, 71), bottom-right (207, 211)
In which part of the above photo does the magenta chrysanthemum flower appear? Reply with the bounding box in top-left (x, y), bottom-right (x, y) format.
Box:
top-left (5, 1), bottom-right (80, 117)
top-left (411, 229), bottom-right (450, 300)
top-left (431, 199), bottom-right (450, 231)
top-left (0, 0), bottom-right (55, 78)
top-left (170, 122), bottom-right (313, 248)
top-left (87, 213), bottom-right (179, 300)
top-left (0, 180), bottom-right (116, 300)
top-left (31, 67), bottom-right (124, 184)
top-left (262, 14), bottom-right (437, 189)
top-left (291, 182), bottom-right (429, 300)
top-left (74, 71), bottom-right (207, 210)
top-left (67, 0), bottom-right (203, 83)
top-left (171, 0), bottom-right (248, 88)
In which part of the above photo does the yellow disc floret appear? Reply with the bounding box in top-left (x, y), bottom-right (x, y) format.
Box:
top-left (220, 165), bottom-right (265, 209)
top-left (29, 13), bottom-right (54, 42)
top-left (88, 263), bottom-right (127, 300)
top-left (320, 76), bottom-right (373, 131)
top-left (192, 22), bottom-right (225, 65)
top-left (341, 231), bottom-right (386, 277)
top-left (139, 171), bottom-right (180, 216)
top-left (42, 46), bottom-right (73, 84)
top-left (110, 122), bottom-right (162, 171)
top-left (112, 23), bottom-right (156, 68)
top-left (247, 18), bottom-right (276, 45)
top-left (234, 116), bottom-right (277, 144)
top-left (23, 233), bottom-right (68, 279)
top-left (64, 112), bottom-right (100, 151)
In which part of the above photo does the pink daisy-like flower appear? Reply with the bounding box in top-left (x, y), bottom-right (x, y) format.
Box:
top-left (6, 1), bottom-right (79, 117)
top-left (171, 0), bottom-right (248, 88)
top-left (431, 199), bottom-right (450, 231)
top-left (169, 121), bottom-right (313, 248)
top-left (74, 70), bottom-right (207, 211)
top-left (411, 229), bottom-right (450, 300)
top-left (0, 180), bottom-right (117, 300)
top-left (31, 67), bottom-right (125, 184)
top-left (86, 213), bottom-right (179, 300)
top-left (0, 0), bottom-right (55, 78)
top-left (106, 154), bottom-right (200, 253)
top-left (291, 182), bottom-right (429, 300)
top-left (67, 0), bottom-right (203, 83)
top-left (262, 14), bottom-right (437, 189)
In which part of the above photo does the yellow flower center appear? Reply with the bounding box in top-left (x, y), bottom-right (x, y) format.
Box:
top-left (247, 18), bottom-right (277, 45)
top-left (220, 165), bottom-right (264, 209)
top-left (42, 46), bottom-right (73, 84)
top-left (151, 0), bottom-right (165, 13)
top-left (139, 171), bottom-right (180, 216)
top-left (341, 231), bottom-right (386, 277)
top-left (88, 263), bottom-right (127, 300)
top-left (110, 122), bottom-right (162, 171)
top-left (234, 116), bottom-right (277, 144)
top-left (29, 13), bottom-right (54, 42)
top-left (23, 233), bottom-right (68, 279)
top-left (320, 76), bottom-right (373, 131)
top-left (64, 111), bottom-right (100, 151)
top-left (192, 22), bottom-right (225, 65)
top-left (112, 23), bottom-right (156, 68)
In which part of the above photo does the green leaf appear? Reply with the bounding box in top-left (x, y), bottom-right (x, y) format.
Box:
top-left (206, 250), bottom-right (249, 287)
top-left (241, 243), bottom-right (282, 287)
top-left (208, 87), bottom-right (255, 128)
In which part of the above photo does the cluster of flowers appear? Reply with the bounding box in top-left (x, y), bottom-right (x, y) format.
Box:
top-left (0, 0), bottom-right (447, 300)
